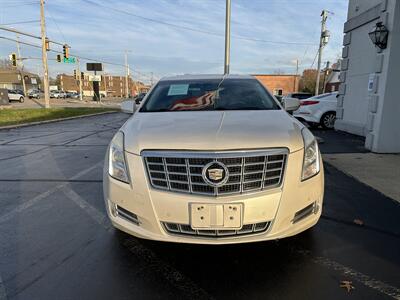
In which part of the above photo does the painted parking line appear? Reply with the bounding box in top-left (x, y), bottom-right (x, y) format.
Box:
top-left (0, 161), bottom-right (103, 224)
top-left (297, 249), bottom-right (400, 300)
top-left (60, 186), bottom-right (213, 300)
top-left (61, 183), bottom-right (400, 300)
top-left (60, 186), bottom-right (111, 231)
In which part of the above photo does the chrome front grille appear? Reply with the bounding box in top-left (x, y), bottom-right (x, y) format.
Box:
top-left (162, 221), bottom-right (271, 238)
top-left (143, 149), bottom-right (287, 196)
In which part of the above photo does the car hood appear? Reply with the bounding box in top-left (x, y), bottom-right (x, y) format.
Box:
top-left (122, 110), bottom-right (305, 155)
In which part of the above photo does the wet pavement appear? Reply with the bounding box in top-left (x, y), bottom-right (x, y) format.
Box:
top-left (0, 113), bottom-right (399, 300)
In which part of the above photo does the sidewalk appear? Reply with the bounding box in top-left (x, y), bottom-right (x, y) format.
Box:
top-left (311, 129), bottom-right (400, 204)
top-left (323, 152), bottom-right (400, 203)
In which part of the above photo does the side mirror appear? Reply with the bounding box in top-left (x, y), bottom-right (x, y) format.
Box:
top-left (121, 100), bottom-right (136, 114)
top-left (283, 97), bottom-right (300, 112)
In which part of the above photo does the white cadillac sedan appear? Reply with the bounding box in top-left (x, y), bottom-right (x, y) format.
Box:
top-left (103, 74), bottom-right (324, 244)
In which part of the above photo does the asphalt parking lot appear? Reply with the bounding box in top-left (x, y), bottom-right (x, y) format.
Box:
top-left (8, 97), bottom-right (123, 109)
top-left (0, 113), bottom-right (399, 300)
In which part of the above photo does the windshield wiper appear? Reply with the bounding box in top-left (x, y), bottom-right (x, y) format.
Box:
top-left (143, 108), bottom-right (171, 112)
top-left (214, 107), bottom-right (267, 111)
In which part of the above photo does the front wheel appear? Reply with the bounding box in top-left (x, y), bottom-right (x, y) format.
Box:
top-left (19, 97), bottom-right (25, 103)
top-left (320, 112), bottom-right (336, 129)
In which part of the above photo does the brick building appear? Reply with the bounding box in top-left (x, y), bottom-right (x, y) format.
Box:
top-left (58, 74), bottom-right (149, 97)
top-left (253, 74), bottom-right (300, 96)
top-left (324, 61), bottom-right (341, 93)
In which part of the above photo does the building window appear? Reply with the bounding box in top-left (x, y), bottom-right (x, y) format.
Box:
top-left (274, 89), bottom-right (283, 96)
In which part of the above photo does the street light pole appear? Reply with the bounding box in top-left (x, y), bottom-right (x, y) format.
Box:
top-left (125, 51), bottom-right (129, 98)
top-left (315, 10), bottom-right (328, 96)
top-left (224, 0), bottom-right (231, 75)
top-left (40, 0), bottom-right (50, 108)
top-left (16, 34), bottom-right (27, 97)
top-left (76, 58), bottom-right (83, 101)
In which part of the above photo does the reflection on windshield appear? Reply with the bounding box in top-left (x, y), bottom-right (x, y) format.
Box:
top-left (170, 91), bottom-right (217, 111)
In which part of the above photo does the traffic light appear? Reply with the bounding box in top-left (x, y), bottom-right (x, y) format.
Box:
top-left (45, 38), bottom-right (50, 51)
top-left (63, 44), bottom-right (69, 59)
top-left (10, 53), bottom-right (17, 67)
top-left (73, 70), bottom-right (78, 79)
top-left (81, 72), bottom-right (84, 80)
top-left (56, 54), bottom-right (61, 62)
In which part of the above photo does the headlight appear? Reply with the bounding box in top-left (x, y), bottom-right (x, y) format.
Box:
top-left (301, 128), bottom-right (320, 181)
top-left (108, 131), bottom-right (129, 183)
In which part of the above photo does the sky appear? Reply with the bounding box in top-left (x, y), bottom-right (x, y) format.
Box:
top-left (0, 0), bottom-right (348, 83)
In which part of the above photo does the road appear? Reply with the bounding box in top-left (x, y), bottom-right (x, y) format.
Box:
top-left (0, 113), bottom-right (399, 299)
top-left (8, 97), bottom-right (123, 109)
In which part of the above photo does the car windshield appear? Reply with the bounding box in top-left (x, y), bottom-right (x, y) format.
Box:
top-left (140, 78), bottom-right (280, 112)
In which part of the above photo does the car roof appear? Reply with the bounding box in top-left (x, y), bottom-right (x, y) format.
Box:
top-left (159, 74), bottom-right (254, 82)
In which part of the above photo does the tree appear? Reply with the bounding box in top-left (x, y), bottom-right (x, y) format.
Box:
top-left (299, 68), bottom-right (330, 94)
top-left (0, 58), bottom-right (14, 70)
top-left (299, 69), bottom-right (318, 94)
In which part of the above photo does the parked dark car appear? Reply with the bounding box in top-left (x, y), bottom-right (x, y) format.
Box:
top-left (285, 92), bottom-right (313, 100)
top-left (66, 92), bottom-right (79, 99)
top-left (28, 90), bottom-right (43, 99)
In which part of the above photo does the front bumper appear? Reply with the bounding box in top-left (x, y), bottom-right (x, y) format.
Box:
top-left (103, 149), bottom-right (324, 244)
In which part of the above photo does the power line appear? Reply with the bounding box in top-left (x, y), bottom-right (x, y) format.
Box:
top-left (2, 1), bottom-right (39, 8)
top-left (0, 35), bottom-right (153, 78)
top-left (0, 20), bottom-right (40, 26)
top-left (0, 25), bottom-right (65, 46)
top-left (309, 48), bottom-right (319, 69)
top-left (0, 36), bottom-right (41, 49)
top-left (82, 0), bottom-right (317, 46)
top-left (46, 9), bottom-right (67, 43)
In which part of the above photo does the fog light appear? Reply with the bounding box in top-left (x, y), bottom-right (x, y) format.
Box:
top-left (292, 202), bottom-right (317, 224)
top-left (110, 202), bottom-right (118, 217)
top-left (313, 203), bottom-right (320, 214)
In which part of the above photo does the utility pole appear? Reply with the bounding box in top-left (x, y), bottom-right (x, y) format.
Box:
top-left (76, 58), bottom-right (83, 101)
top-left (16, 34), bottom-right (27, 97)
top-left (315, 10), bottom-right (329, 96)
top-left (150, 72), bottom-right (154, 86)
top-left (125, 51), bottom-right (130, 98)
top-left (294, 59), bottom-right (299, 92)
top-left (224, 0), bottom-right (231, 74)
top-left (40, 0), bottom-right (50, 108)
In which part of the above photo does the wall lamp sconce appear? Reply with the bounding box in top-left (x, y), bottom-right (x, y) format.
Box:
top-left (369, 22), bottom-right (389, 49)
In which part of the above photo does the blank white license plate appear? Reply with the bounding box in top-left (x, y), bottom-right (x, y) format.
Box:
top-left (190, 203), bottom-right (243, 229)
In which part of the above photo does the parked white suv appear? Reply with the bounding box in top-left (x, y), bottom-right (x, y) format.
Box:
top-left (293, 92), bottom-right (338, 129)
top-left (103, 75), bottom-right (324, 244)
top-left (8, 90), bottom-right (24, 103)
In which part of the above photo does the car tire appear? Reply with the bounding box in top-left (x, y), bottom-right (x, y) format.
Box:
top-left (320, 112), bottom-right (336, 129)
top-left (19, 97), bottom-right (25, 103)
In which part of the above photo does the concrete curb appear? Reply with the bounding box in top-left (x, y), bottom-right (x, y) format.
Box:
top-left (0, 111), bottom-right (119, 130)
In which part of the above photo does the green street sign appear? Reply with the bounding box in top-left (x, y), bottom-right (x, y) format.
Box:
top-left (63, 57), bottom-right (76, 64)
